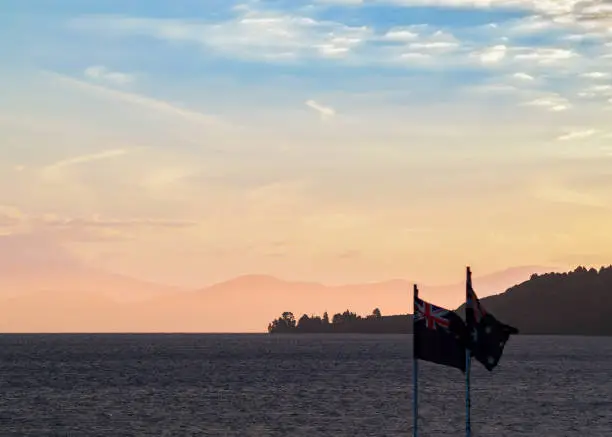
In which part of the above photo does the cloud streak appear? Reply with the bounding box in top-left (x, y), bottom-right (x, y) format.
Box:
top-left (524, 94), bottom-right (571, 112)
top-left (45, 149), bottom-right (128, 170)
top-left (40, 215), bottom-right (198, 229)
top-left (326, 0), bottom-right (602, 19)
top-left (45, 72), bottom-right (224, 127)
top-left (70, 12), bottom-right (371, 62)
top-left (532, 182), bottom-right (609, 208)
top-left (581, 71), bottom-right (610, 79)
top-left (0, 205), bottom-right (199, 243)
top-left (84, 65), bottom-right (134, 85)
top-left (513, 72), bottom-right (535, 80)
top-left (305, 100), bottom-right (336, 119)
top-left (557, 129), bottom-right (598, 141)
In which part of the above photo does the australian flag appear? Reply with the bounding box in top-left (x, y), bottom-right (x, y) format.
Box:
top-left (414, 286), bottom-right (468, 372)
top-left (466, 267), bottom-right (519, 371)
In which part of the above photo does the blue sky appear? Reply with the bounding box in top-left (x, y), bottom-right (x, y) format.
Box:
top-left (3, 0), bottom-right (609, 84)
top-left (1, 0), bottom-right (611, 286)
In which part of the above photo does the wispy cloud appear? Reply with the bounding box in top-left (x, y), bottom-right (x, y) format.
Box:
top-left (475, 45), bottom-right (507, 64)
top-left (557, 129), bottom-right (598, 141)
top-left (407, 31), bottom-right (460, 52)
top-left (383, 28), bottom-right (419, 42)
top-left (571, 0), bottom-right (612, 23)
top-left (347, 0), bottom-right (603, 19)
top-left (0, 205), bottom-right (25, 228)
top-left (581, 71), bottom-right (610, 79)
top-left (315, 0), bottom-right (364, 4)
top-left (532, 182), bottom-right (609, 208)
top-left (513, 47), bottom-right (577, 64)
top-left (465, 82), bottom-right (520, 94)
top-left (0, 205), bottom-right (198, 242)
top-left (305, 100), bottom-right (336, 119)
top-left (524, 94), bottom-right (571, 112)
top-left (45, 72), bottom-right (224, 126)
top-left (513, 72), bottom-right (535, 81)
top-left (84, 65), bottom-right (134, 85)
top-left (45, 149), bottom-right (128, 171)
top-left (40, 215), bottom-right (197, 229)
top-left (70, 11), bottom-right (371, 62)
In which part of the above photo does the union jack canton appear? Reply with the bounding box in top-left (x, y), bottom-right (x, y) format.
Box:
top-left (414, 298), bottom-right (451, 331)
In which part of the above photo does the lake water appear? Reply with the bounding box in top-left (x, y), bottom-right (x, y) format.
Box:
top-left (0, 334), bottom-right (610, 436)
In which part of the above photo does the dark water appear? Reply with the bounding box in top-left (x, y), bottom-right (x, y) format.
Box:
top-left (0, 335), bottom-right (610, 436)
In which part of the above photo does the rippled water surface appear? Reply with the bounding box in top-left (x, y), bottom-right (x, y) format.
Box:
top-left (0, 334), bottom-right (610, 436)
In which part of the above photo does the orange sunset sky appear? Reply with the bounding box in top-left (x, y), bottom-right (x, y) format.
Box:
top-left (1, 1), bottom-right (611, 331)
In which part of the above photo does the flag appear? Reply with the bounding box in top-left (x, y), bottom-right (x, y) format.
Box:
top-left (466, 267), bottom-right (519, 371)
top-left (414, 288), bottom-right (468, 372)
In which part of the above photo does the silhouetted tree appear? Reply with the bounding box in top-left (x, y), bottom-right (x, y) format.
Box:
top-left (282, 312), bottom-right (296, 328)
top-left (332, 313), bottom-right (343, 325)
top-left (267, 311), bottom-right (298, 333)
top-left (296, 314), bottom-right (325, 332)
top-left (298, 314), bottom-right (310, 328)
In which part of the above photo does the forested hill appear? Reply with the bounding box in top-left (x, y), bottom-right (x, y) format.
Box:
top-left (268, 266), bottom-right (612, 336)
top-left (457, 265), bottom-right (612, 336)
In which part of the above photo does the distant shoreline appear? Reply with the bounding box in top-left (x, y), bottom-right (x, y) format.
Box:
top-left (0, 332), bottom-right (611, 337)
top-left (267, 332), bottom-right (612, 337)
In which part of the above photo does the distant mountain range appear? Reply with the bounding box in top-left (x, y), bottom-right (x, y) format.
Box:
top-left (0, 233), bottom-right (187, 302)
top-left (0, 245), bottom-right (553, 332)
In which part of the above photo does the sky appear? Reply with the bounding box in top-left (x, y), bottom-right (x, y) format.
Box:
top-left (1, 0), bottom-right (612, 288)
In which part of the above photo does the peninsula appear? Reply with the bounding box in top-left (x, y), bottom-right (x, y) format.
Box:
top-left (267, 266), bottom-right (612, 336)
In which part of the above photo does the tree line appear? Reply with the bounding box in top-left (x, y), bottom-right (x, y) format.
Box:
top-left (268, 308), bottom-right (411, 334)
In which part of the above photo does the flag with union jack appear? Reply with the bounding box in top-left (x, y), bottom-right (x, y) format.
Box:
top-left (413, 290), bottom-right (468, 372)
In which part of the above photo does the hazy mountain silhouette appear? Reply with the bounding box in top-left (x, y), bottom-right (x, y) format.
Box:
top-left (0, 233), bottom-right (83, 276)
top-left (0, 259), bottom-right (553, 332)
top-left (0, 233), bottom-right (186, 302)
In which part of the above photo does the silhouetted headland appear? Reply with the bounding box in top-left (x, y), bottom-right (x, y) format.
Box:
top-left (268, 266), bottom-right (612, 336)
top-left (268, 308), bottom-right (411, 334)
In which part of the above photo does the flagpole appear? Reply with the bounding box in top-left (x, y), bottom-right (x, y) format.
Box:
top-left (466, 345), bottom-right (471, 437)
top-left (413, 284), bottom-right (419, 437)
top-left (465, 267), bottom-right (472, 437)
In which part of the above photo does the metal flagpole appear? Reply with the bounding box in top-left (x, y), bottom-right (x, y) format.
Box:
top-left (466, 345), bottom-right (471, 437)
top-left (413, 284), bottom-right (419, 437)
top-left (465, 267), bottom-right (472, 437)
